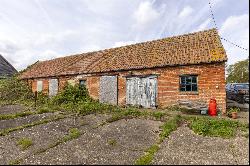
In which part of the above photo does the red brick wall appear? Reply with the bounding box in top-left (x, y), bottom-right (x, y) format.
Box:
top-left (95, 62), bottom-right (226, 113)
top-left (42, 79), bottom-right (49, 95)
top-left (31, 79), bottom-right (37, 93)
top-left (26, 62), bottom-right (226, 113)
top-left (157, 63), bottom-right (226, 113)
top-left (86, 76), bottom-right (100, 100)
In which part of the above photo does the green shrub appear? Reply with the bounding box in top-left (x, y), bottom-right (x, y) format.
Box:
top-left (0, 77), bottom-right (34, 103)
top-left (51, 83), bottom-right (90, 105)
top-left (36, 92), bottom-right (50, 106)
top-left (17, 137), bottom-right (33, 150)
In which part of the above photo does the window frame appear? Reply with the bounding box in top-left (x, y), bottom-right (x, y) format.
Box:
top-left (79, 79), bottom-right (86, 87)
top-left (179, 75), bottom-right (198, 92)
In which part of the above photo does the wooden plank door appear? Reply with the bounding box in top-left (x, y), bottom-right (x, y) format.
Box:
top-left (49, 79), bottom-right (58, 97)
top-left (126, 76), bottom-right (157, 108)
top-left (99, 76), bottom-right (118, 105)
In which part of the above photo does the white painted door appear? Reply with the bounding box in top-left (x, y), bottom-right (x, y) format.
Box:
top-left (126, 76), bottom-right (157, 108)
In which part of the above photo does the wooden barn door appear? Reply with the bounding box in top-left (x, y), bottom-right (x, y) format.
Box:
top-left (99, 76), bottom-right (118, 105)
top-left (49, 79), bottom-right (58, 97)
top-left (126, 76), bottom-right (157, 108)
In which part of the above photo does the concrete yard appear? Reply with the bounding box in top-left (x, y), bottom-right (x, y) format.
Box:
top-left (0, 104), bottom-right (249, 165)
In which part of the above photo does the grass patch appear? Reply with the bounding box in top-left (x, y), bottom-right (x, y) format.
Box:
top-left (106, 108), bottom-right (167, 123)
top-left (36, 106), bottom-right (52, 114)
top-left (159, 115), bottom-right (182, 143)
top-left (63, 128), bottom-right (81, 141)
top-left (186, 116), bottom-right (248, 139)
top-left (17, 137), bottom-right (33, 150)
top-left (135, 144), bottom-right (160, 165)
top-left (0, 111), bottom-right (35, 120)
top-left (151, 112), bottom-right (166, 120)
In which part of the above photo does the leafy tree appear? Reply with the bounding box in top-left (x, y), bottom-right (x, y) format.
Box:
top-left (226, 58), bottom-right (249, 83)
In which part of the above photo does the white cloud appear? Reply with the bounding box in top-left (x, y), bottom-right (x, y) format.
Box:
top-left (113, 41), bottom-right (136, 47)
top-left (0, 0), bottom-right (248, 71)
top-left (194, 19), bottom-right (211, 32)
top-left (219, 14), bottom-right (249, 65)
top-left (178, 6), bottom-right (193, 18)
top-left (133, 1), bottom-right (160, 26)
top-left (220, 14), bottom-right (249, 36)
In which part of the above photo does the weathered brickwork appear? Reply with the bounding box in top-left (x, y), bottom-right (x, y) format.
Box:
top-left (26, 62), bottom-right (226, 113)
top-left (86, 76), bottom-right (100, 101)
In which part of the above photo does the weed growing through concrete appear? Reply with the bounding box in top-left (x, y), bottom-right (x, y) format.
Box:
top-left (186, 116), bottom-right (249, 138)
top-left (0, 111), bottom-right (35, 120)
top-left (63, 128), bottom-right (81, 141)
top-left (17, 137), bottom-right (33, 150)
top-left (35, 127), bottom-right (81, 156)
top-left (159, 115), bottom-right (182, 143)
top-left (107, 139), bottom-right (117, 146)
top-left (9, 159), bottom-right (23, 165)
top-left (0, 114), bottom-right (68, 136)
top-left (135, 115), bottom-right (182, 165)
top-left (135, 144), bottom-right (160, 165)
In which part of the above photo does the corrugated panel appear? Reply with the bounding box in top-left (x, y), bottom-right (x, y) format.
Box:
top-left (126, 76), bottom-right (157, 108)
top-left (49, 79), bottom-right (58, 97)
top-left (99, 76), bottom-right (118, 105)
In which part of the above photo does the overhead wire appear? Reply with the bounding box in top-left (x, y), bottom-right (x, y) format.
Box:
top-left (208, 0), bottom-right (248, 51)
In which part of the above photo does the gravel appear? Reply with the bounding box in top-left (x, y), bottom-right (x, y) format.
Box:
top-left (153, 124), bottom-right (249, 165)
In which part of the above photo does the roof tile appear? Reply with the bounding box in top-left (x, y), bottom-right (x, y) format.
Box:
top-left (20, 28), bottom-right (227, 79)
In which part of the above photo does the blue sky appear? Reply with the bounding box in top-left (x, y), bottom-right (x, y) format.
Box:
top-left (0, 0), bottom-right (249, 71)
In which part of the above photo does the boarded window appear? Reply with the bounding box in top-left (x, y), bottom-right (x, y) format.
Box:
top-left (179, 75), bottom-right (198, 92)
top-left (49, 79), bottom-right (58, 97)
top-left (37, 80), bottom-right (43, 92)
top-left (99, 76), bottom-right (117, 105)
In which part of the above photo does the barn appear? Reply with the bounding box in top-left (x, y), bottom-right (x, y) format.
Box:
top-left (20, 28), bottom-right (227, 113)
top-left (0, 54), bottom-right (17, 78)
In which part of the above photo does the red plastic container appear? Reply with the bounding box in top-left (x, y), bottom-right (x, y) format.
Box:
top-left (209, 98), bottom-right (217, 116)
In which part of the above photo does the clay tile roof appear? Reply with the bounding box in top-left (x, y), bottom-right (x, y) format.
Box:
top-left (20, 28), bottom-right (227, 79)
